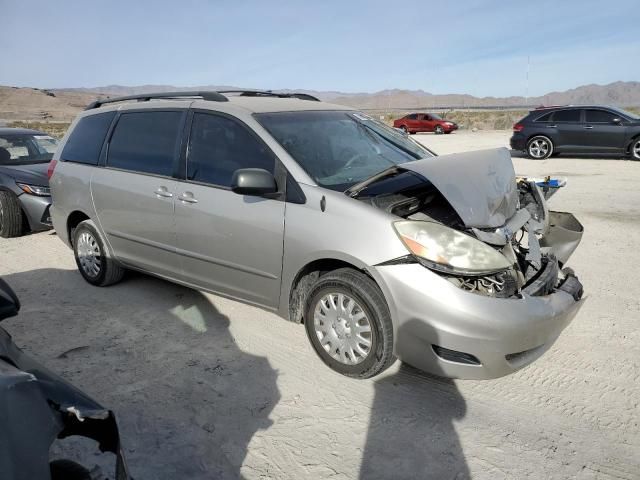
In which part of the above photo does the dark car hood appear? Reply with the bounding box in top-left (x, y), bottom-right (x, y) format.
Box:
top-left (400, 148), bottom-right (518, 228)
top-left (0, 163), bottom-right (49, 185)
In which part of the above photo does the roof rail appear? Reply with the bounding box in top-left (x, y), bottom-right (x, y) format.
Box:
top-left (217, 90), bottom-right (321, 101)
top-left (85, 91), bottom-right (228, 110)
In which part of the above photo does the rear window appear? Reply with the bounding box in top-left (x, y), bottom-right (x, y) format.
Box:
top-left (61, 111), bottom-right (115, 165)
top-left (553, 110), bottom-right (581, 123)
top-left (107, 111), bottom-right (184, 177)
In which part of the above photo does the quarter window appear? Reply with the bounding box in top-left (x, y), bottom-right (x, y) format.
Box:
top-left (107, 111), bottom-right (184, 176)
top-left (61, 111), bottom-right (115, 165)
top-left (187, 113), bottom-right (275, 187)
top-left (585, 109), bottom-right (617, 123)
top-left (534, 112), bottom-right (554, 122)
top-left (553, 110), bottom-right (581, 123)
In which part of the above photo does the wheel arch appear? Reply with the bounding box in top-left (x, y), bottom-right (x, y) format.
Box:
top-left (287, 257), bottom-right (383, 325)
top-left (66, 210), bottom-right (91, 245)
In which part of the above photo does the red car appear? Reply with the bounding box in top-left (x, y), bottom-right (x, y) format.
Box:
top-left (393, 113), bottom-right (458, 134)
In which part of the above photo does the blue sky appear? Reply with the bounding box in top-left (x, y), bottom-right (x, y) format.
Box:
top-left (1, 0), bottom-right (638, 96)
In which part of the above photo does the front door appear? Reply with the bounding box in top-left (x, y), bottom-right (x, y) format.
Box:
top-left (582, 109), bottom-right (628, 152)
top-left (174, 111), bottom-right (285, 308)
top-left (91, 110), bottom-right (185, 278)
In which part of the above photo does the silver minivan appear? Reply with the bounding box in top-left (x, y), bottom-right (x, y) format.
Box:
top-left (50, 91), bottom-right (584, 379)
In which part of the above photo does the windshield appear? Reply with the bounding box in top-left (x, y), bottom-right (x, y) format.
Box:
top-left (256, 111), bottom-right (434, 191)
top-left (429, 113), bottom-right (443, 120)
top-left (0, 134), bottom-right (58, 165)
top-left (609, 107), bottom-right (640, 121)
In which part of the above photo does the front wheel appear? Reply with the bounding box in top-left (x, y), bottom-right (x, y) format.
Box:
top-left (630, 138), bottom-right (640, 161)
top-left (304, 268), bottom-right (395, 379)
top-left (0, 190), bottom-right (23, 238)
top-left (73, 220), bottom-right (125, 286)
top-left (527, 135), bottom-right (554, 159)
top-left (434, 125), bottom-right (444, 135)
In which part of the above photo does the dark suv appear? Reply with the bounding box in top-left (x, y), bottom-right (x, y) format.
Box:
top-left (510, 106), bottom-right (640, 160)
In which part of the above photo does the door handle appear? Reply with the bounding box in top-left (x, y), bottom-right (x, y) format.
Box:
top-left (178, 192), bottom-right (198, 204)
top-left (583, 125), bottom-right (594, 129)
top-left (154, 187), bottom-right (173, 198)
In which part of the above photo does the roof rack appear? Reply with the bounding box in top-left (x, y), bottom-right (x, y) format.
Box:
top-left (217, 90), bottom-right (321, 101)
top-left (84, 91), bottom-right (228, 110)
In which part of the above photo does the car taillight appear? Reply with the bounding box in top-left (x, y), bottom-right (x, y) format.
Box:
top-left (47, 159), bottom-right (58, 180)
top-left (513, 123), bottom-right (524, 132)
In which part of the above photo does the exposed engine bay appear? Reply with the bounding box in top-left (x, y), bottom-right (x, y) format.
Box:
top-left (352, 148), bottom-right (584, 300)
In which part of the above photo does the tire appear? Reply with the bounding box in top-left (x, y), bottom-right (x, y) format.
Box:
top-left (304, 268), bottom-right (395, 379)
top-left (73, 220), bottom-right (125, 286)
top-left (399, 125), bottom-right (408, 134)
top-left (444, 131), bottom-right (452, 134)
top-left (630, 137), bottom-right (640, 161)
top-left (434, 125), bottom-right (444, 135)
top-left (0, 190), bottom-right (23, 238)
top-left (50, 459), bottom-right (92, 480)
top-left (526, 135), bottom-right (554, 159)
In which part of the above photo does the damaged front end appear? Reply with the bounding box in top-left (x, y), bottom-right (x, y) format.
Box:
top-left (353, 148), bottom-right (584, 302)
top-left (0, 279), bottom-right (130, 480)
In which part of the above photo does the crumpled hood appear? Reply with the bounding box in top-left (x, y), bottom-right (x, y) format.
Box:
top-left (401, 147), bottom-right (518, 228)
top-left (0, 163), bottom-right (49, 186)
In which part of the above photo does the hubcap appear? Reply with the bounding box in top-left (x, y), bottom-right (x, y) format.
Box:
top-left (529, 138), bottom-right (550, 159)
top-left (76, 231), bottom-right (102, 277)
top-left (314, 293), bottom-right (373, 365)
top-left (633, 140), bottom-right (640, 159)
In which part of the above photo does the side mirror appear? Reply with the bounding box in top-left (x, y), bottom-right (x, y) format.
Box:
top-left (231, 168), bottom-right (278, 196)
top-left (0, 278), bottom-right (20, 322)
top-left (612, 117), bottom-right (622, 124)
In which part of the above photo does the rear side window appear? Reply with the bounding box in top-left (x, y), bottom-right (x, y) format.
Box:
top-left (407, 114), bottom-right (418, 119)
top-left (107, 111), bottom-right (184, 177)
top-left (187, 113), bottom-right (275, 187)
top-left (60, 111), bottom-right (115, 165)
top-left (534, 112), bottom-right (554, 122)
top-left (553, 110), bottom-right (581, 123)
top-left (585, 109), bottom-right (617, 123)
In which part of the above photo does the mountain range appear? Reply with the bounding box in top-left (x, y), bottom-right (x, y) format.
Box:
top-left (1, 81), bottom-right (639, 122)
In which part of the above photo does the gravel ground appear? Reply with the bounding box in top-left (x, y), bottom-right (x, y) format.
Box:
top-left (1, 130), bottom-right (639, 479)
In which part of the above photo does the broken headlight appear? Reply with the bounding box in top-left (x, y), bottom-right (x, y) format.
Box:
top-left (393, 220), bottom-right (512, 276)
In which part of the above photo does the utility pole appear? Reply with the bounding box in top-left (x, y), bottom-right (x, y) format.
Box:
top-left (525, 55), bottom-right (530, 106)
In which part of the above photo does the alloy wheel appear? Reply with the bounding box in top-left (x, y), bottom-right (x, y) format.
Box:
top-left (529, 138), bottom-right (551, 159)
top-left (633, 140), bottom-right (640, 160)
top-left (76, 231), bottom-right (102, 278)
top-left (313, 292), bottom-right (373, 365)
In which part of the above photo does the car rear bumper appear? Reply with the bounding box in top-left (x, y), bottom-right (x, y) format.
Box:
top-left (510, 133), bottom-right (526, 151)
top-left (373, 263), bottom-right (584, 380)
top-left (18, 193), bottom-right (52, 232)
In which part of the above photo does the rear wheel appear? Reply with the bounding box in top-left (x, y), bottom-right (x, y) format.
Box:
top-left (630, 138), bottom-right (640, 161)
top-left (0, 190), bottom-right (23, 238)
top-left (527, 135), bottom-right (554, 159)
top-left (304, 268), bottom-right (395, 379)
top-left (73, 220), bottom-right (125, 286)
top-left (399, 125), bottom-right (408, 134)
top-left (434, 125), bottom-right (444, 135)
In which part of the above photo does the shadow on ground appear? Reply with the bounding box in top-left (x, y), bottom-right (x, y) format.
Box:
top-left (360, 321), bottom-right (470, 480)
top-left (2, 268), bottom-right (280, 480)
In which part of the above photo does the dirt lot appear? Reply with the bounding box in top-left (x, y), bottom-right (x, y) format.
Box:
top-left (1, 130), bottom-right (639, 479)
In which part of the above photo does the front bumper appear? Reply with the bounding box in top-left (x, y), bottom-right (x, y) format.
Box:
top-left (510, 133), bottom-right (526, 151)
top-left (17, 193), bottom-right (52, 232)
top-left (373, 263), bottom-right (583, 379)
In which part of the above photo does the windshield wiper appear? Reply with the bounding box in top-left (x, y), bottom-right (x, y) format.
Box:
top-left (345, 166), bottom-right (401, 198)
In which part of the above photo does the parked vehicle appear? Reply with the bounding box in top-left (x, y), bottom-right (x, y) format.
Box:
top-left (50, 91), bottom-right (584, 380)
top-left (393, 113), bottom-right (458, 134)
top-left (0, 128), bottom-right (57, 237)
top-left (0, 277), bottom-right (130, 480)
top-left (511, 105), bottom-right (640, 160)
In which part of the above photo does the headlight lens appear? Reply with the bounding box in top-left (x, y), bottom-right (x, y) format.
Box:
top-left (16, 183), bottom-right (51, 196)
top-left (393, 221), bottom-right (512, 275)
